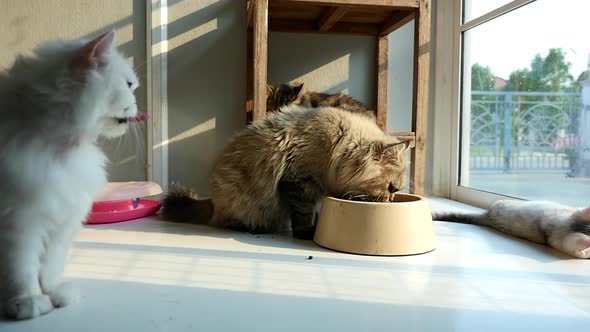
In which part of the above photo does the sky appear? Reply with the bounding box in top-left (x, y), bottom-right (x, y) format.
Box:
top-left (465, 0), bottom-right (590, 79)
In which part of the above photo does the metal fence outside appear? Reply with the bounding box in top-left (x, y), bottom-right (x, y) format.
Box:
top-left (468, 91), bottom-right (581, 174)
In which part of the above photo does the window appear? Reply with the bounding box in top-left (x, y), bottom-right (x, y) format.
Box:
top-left (463, 0), bottom-right (514, 22)
top-left (435, 0), bottom-right (590, 207)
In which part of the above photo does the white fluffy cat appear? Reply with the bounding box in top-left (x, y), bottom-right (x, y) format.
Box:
top-left (0, 31), bottom-right (139, 319)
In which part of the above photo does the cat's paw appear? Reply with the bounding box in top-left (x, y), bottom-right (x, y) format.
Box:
top-left (573, 249), bottom-right (590, 259)
top-left (560, 235), bottom-right (590, 259)
top-left (4, 294), bottom-right (54, 320)
top-left (45, 282), bottom-right (80, 308)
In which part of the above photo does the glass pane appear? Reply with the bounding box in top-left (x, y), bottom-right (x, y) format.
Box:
top-left (460, 0), bottom-right (590, 207)
top-left (463, 0), bottom-right (514, 23)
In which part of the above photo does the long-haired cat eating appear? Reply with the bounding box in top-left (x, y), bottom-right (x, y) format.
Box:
top-left (0, 31), bottom-right (140, 319)
top-left (162, 105), bottom-right (410, 239)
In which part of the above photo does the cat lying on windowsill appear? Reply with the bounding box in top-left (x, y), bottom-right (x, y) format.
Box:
top-left (433, 199), bottom-right (590, 259)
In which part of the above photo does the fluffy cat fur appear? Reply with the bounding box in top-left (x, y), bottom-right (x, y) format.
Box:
top-left (162, 105), bottom-right (410, 239)
top-left (0, 31), bottom-right (139, 319)
top-left (433, 200), bottom-right (590, 259)
top-left (267, 82), bottom-right (375, 119)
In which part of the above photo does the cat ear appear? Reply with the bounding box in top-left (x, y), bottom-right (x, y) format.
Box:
top-left (266, 84), bottom-right (274, 97)
top-left (293, 83), bottom-right (303, 95)
top-left (580, 207), bottom-right (590, 220)
top-left (291, 83), bottom-right (304, 100)
top-left (79, 31), bottom-right (116, 69)
top-left (383, 140), bottom-right (411, 156)
top-left (375, 140), bottom-right (411, 160)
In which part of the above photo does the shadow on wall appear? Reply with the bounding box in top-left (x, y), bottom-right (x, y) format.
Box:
top-left (268, 32), bottom-right (376, 108)
top-left (158, 0), bottom-right (247, 195)
top-left (160, 7), bottom-right (417, 193)
top-left (16, 0), bottom-right (414, 191)
top-left (1, 0), bottom-right (149, 181)
top-left (4, 0), bottom-right (245, 187)
top-left (97, 0), bottom-right (148, 182)
top-left (162, 2), bottom-right (382, 195)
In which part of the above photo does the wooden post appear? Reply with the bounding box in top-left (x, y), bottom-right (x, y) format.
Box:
top-left (410, 0), bottom-right (430, 195)
top-left (252, 0), bottom-right (269, 122)
top-left (376, 36), bottom-right (388, 130)
top-left (246, 2), bottom-right (254, 122)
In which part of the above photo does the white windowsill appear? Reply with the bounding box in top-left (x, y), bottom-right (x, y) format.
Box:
top-left (2, 198), bottom-right (589, 331)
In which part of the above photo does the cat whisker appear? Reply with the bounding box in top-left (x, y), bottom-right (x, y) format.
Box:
top-left (342, 191), bottom-right (361, 198)
top-left (114, 134), bottom-right (123, 153)
top-left (131, 122), bottom-right (147, 165)
top-left (342, 191), bottom-right (370, 200)
top-left (133, 60), bottom-right (149, 72)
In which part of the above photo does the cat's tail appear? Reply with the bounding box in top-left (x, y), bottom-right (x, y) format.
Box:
top-left (431, 211), bottom-right (487, 225)
top-left (160, 186), bottom-right (213, 224)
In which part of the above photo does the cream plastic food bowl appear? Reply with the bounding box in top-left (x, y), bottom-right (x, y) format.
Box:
top-left (313, 193), bottom-right (436, 256)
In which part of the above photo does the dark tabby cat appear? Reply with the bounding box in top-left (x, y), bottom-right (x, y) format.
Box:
top-left (266, 82), bottom-right (375, 118)
top-left (161, 105), bottom-right (409, 239)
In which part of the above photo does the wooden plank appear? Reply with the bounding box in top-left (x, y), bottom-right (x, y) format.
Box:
top-left (339, 10), bottom-right (391, 24)
top-left (271, 0), bottom-right (419, 9)
top-left (410, 0), bottom-right (430, 195)
top-left (247, 0), bottom-right (254, 28)
top-left (253, 0), bottom-right (269, 122)
top-left (318, 6), bottom-right (349, 32)
top-left (270, 19), bottom-right (380, 35)
top-left (376, 35), bottom-right (388, 130)
top-left (246, 25), bottom-right (254, 123)
top-left (380, 10), bottom-right (415, 36)
top-left (269, 8), bottom-right (323, 20)
top-left (388, 131), bottom-right (416, 148)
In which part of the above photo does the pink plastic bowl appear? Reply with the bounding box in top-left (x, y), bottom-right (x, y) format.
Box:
top-left (85, 199), bottom-right (161, 224)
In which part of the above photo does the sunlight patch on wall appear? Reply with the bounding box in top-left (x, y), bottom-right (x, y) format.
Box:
top-left (153, 117), bottom-right (216, 149)
top-left (167, 18), bottom-right (218, 52)
top-left (152, 0), bottom-right (220, 29)
top-left (168, 0), bottom-right (220, 24)
top-left (114, 23), bottom-right (133, 47)
top-left (0, 0), bottom-right (134, 68)
top-left (152, 18), bottom-right (218, 56)
top-left (291, 54), bottom-right (350, 93)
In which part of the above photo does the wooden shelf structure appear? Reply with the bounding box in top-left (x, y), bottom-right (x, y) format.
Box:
top-left (246, 0), bottom-right (431, 195)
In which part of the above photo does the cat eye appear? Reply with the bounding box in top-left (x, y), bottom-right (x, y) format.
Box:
top-left (127, 81), bottom-right (133, 88)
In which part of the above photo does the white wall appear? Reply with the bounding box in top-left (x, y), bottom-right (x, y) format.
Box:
top-left (268, 33), bottom-right (376, 108)
top-left (0, 0), bottom-right (148, 182)
top-left (165, 0), bottom-right (247, 194)
top-left (388, 21), bottom-right (415, 133)
top-left (268, 24), bottom-right (415, 134)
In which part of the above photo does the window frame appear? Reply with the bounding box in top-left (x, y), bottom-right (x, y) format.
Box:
top-left (431, 0), bottom-right (537, 208)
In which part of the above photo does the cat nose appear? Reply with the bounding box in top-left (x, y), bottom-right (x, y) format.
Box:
top-left (388, 183), bottom-right (397, 193)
